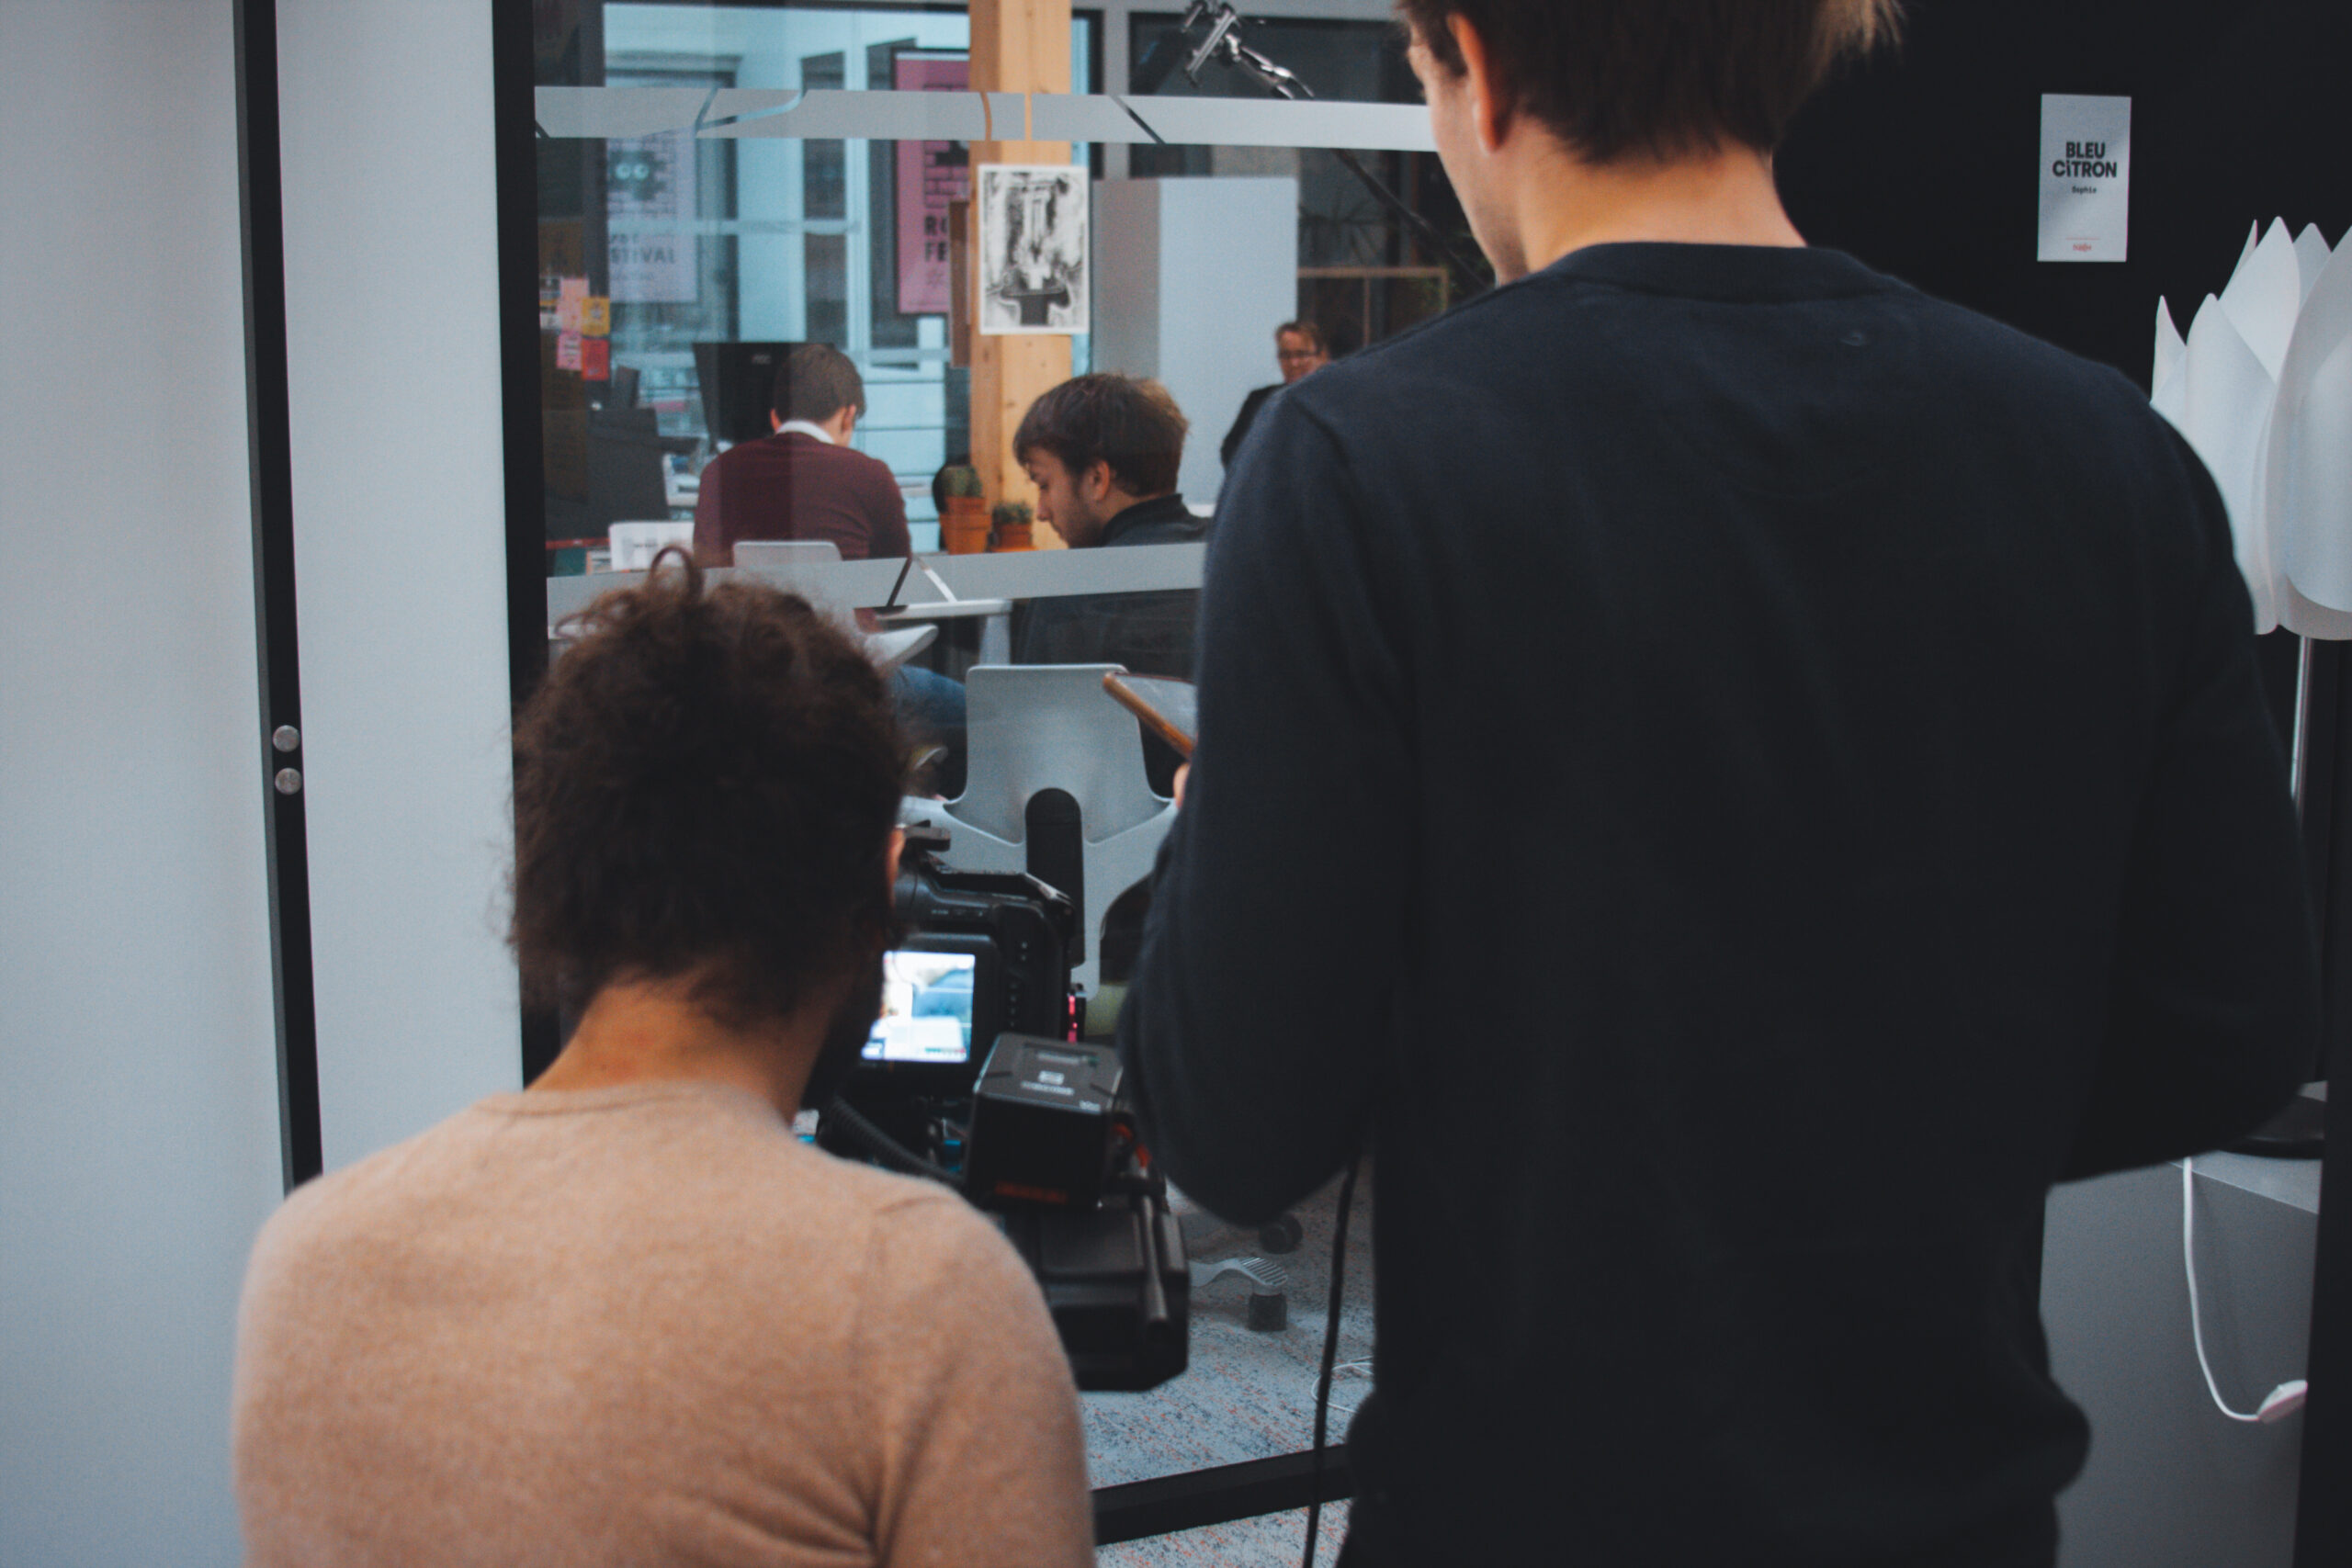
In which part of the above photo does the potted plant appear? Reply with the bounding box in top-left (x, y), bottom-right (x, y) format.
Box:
top-left (938, 465), bottom-right (989, 555)
top-left (990, 499), bottom-right (1035, 552)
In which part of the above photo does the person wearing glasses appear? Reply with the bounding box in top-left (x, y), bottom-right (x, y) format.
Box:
top-left (1219, 319), bottom-right (1332, 470)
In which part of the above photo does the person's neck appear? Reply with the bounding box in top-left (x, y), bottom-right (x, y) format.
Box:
top-left (1503, 143), bottom-right (1804, 280)
top-left (529, 975), bottom-right (830, 1117)
top-left (1100, 491), bottom-right (1175, 536)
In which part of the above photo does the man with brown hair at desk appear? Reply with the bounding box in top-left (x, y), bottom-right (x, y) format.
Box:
top-left (692, 341), bottom-right (910, 567)
top-left (1013, 373), bottom-right (1204, 680)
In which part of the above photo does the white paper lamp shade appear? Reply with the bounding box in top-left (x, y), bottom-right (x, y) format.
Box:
top-left (2267, 237), bottom-right (2352, 626)
top-left (2174, 295), bottom-right (2281, 631)
top-left (2153, 219), bottom-right (2348, 637)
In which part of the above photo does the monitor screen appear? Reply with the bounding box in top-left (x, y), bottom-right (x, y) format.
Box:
top-left (691, 341), bottom-right (801, 447)
top-left (864, 950), bottom-right (978, 1065)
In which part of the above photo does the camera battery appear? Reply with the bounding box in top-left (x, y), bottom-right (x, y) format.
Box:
top-left (995, 1185), bottom-right (1189, 1392)
top-left (965, 1033), bottom-right (1123, 1210)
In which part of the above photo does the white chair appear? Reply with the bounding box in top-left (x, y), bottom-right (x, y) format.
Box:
top-left (907, 667), bottom-right (1301, 1289)
top-left (911, 663), bottom-right (1176, 998)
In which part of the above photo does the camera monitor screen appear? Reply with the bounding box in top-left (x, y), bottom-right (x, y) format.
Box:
top-left (865, 950), bottom-right (978, 1065)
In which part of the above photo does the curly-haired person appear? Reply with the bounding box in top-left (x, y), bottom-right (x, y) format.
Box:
top-left (231, 559), bottom-right (1092, 1568)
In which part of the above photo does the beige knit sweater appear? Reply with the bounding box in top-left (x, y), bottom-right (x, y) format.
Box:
top-left (232, 1081), bottom-right (1095, 1567)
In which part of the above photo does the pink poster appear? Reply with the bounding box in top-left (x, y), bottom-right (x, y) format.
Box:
top-left (894, 52), bottom-right (970, 317)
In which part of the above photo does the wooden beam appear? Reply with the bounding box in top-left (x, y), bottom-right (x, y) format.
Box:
top-left (969, 0), bottom-right (1074, 547)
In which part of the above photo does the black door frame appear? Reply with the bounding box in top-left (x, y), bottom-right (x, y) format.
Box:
top-left (232, 0), bottom-right (323, 1194)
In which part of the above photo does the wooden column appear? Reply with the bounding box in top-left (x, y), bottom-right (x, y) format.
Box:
top-left (969, 0), bottom-right (1073, 547)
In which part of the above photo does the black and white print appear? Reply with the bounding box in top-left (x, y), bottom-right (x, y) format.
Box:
top-left (977, 164), bottom-right (1089, 334)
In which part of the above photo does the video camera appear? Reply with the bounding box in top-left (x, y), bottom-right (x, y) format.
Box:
top-left (818, 821), bottom-right (1187, 1392)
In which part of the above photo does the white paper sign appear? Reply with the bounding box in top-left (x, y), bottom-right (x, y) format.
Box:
top-left (976, 164), bottom-right (1089, 335)
top-left (2039, 94), bottom-right (2132, 263)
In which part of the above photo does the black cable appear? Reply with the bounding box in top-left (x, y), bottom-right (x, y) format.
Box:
top-left (1305, 1156), bottom-right (1363, 1568)
top-left (821, 1097), bottom-right (961, 1186)
top-left (878, 553), bottom-right (913, 614)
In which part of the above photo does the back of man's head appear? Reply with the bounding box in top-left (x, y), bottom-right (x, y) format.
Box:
top-left (1396, 0), bottom-right (1900, 164)
top-left (510, 558), bottom-right (903, 1028)
top-left (1013, 374), bottom-right (1188, 499)
top-left (773, 343), bottom-right (868, 425)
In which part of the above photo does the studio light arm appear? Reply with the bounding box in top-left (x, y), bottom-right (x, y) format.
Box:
top-left (1136, 2), bottom-right (1491, 302)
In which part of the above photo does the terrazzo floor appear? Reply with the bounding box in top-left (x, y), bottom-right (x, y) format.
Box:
top-left (1089, 1165), bottom-right (1375, 1566)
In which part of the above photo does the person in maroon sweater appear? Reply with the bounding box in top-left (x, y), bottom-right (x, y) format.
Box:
top-left (693, 343), bottom-right (964, 787)
top-left (692, 343), bottom-right (911, 567)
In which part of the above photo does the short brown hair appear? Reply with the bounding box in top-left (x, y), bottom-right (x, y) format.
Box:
top-left (1014, 375), bottom-right (1188, 499)
top-left (510, 557), bottom-right (904, 1027)
top-left (1396, 0), bottom-right (1900, 164)
top-left (772, 342), bottom-right (867, 423)
top-left (1276, 321), bottom-right (1327, 353)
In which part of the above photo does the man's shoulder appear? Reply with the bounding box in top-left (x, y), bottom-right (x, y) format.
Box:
top-left (1877, 273), bottom-right (2154, 408)
top-left (249, 1088), bottom-right (986, 1275)
top-left (244, 1103), bottom-right (497, 1280)
top-left (802, 434), bottom-right (899, 483)
top-left (1290, 246), bottom-right (2164, 443)
top-left (1105, 500), bottom-right (1207, 547)
top-left (706, 434), bottom-right (892, 473)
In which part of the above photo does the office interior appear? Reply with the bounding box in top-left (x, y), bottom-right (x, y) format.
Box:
top-left (3, 0), bottom-right (2346, 1563)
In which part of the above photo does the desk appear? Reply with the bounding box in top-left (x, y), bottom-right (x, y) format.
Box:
top-left (548, 544), bottom-right (1205, 673)
top-left (876, 598), bottom-right (1012, 622)
top-left (879, 598), bottom-right (1015, 661)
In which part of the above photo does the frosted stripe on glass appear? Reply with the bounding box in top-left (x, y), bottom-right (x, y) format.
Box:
top-left (534, 86), bottom-right (1432, 152)
top-left (1035, 93), bottom-right (1433, 152)
top-left (533, 85), bottom-right (713, 139)
top-left (701, 86), bottom-right (991, 141)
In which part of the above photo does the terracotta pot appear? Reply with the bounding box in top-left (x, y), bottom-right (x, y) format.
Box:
top-left (940, 496), bottom-right (989, 555)
top-left (991, 523), bottom-right (1034, 551)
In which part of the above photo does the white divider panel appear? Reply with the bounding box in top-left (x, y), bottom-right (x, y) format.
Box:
top-left (1035, 92), bottom-right (1432, 152)
top-left (546, 543), bottom-right (1207, 626)
top-left (532, 84), bottom-right (713, 139)
top-left (533, 85), bottom-right (1433, 152)
top-left (278, 0), bottom-right (522, 1171)
top-left (1, 4), bottom-right (282, 1562)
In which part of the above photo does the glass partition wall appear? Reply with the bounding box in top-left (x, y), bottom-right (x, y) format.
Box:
top-left (503, 0), bottom-right (1476, 1551)
top-left (536, 2), bottom-right (1098, 561)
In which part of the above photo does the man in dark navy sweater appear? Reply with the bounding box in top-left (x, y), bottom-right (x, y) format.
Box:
top-left (691, 343), bottom-right (910, 568)
top-left (1118, 3), bottom-right (2318, 1564)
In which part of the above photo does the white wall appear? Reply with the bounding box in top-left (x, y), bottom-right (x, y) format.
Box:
top-left (0, 4), bottom-right (283, 1562)
top-left (1094, 177), bottom-right (1299, 504)
top-left (277, 0), bottom-right (523, 1168)
top-left (2046, 1159), bottom-right (2317, 1568)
